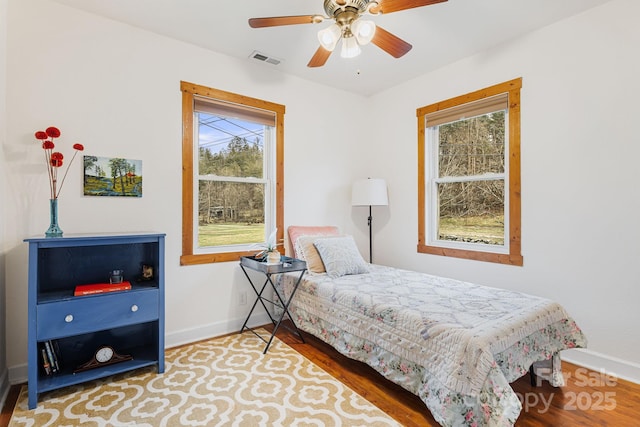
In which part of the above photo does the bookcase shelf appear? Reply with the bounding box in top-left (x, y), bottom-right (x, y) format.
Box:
top-left (37, 283), bottom-right (158, 304)
top-left (37, 326), bottom-right (160, 393)
top-left (25, 233), bottom-right (165, 409)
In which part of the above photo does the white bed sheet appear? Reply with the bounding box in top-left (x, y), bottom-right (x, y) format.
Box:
top-left (279, 264), bottom-right (587, 426)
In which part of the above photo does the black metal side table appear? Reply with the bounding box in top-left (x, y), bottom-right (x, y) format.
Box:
top-left (239, 255), bottom-right (307, 353)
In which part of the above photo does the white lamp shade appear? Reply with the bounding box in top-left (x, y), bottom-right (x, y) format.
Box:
top-left (351, 178), bottom-right (388, 206)
top-left (352, 19), bottom-right (376, 45)
top-left (340, 36), bottom-right (361, 58)
top-left (317, 24), bottom-right (341, 51)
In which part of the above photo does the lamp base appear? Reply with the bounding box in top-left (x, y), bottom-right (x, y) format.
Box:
top-left (368, 205), bottom-right (373, 264)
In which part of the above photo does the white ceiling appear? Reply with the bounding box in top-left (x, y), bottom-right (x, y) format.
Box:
top-left (52, 0), bottom-right (611, 97)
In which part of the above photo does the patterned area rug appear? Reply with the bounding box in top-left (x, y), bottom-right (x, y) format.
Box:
top-left (9, 330), bottom-right (400, 426)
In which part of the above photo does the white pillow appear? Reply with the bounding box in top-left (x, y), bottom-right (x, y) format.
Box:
top-left (313, 235), bottom-right (369, 278)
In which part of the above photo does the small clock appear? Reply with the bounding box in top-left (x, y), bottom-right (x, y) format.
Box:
top-left (96, 346), bottom-right (114, 363)
top-left (74, 345), bottom-right (133, 373)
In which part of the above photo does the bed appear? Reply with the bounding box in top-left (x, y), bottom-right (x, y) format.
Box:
top-left (279, 226), bottom-right (587, 427)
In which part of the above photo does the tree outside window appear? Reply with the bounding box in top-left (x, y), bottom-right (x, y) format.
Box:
top-left (417, 78), bottom-right (523, 265)
top-left (181, 82), bottom-right (285, 265)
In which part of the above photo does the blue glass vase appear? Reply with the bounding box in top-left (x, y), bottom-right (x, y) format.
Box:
top-left (45, 198), bottom-right (63, 238)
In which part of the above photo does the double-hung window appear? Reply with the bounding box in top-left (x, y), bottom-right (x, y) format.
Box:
top-left (180, 81), bottom-right (284, 265)
top-left (417, 78), bottom-right (523, 265)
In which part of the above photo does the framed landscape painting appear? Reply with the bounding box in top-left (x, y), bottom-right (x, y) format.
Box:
top-left (83, 156), bottom-right (142, 197)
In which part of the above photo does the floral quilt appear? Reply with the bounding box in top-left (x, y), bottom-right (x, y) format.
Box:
top-left (278, 265), bottom-right (587, 427)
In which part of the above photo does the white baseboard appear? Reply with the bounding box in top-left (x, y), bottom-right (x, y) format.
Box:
top-left (563, 348), bottom-right (640, 385)
top-left (8, 363), bottom-right (26, 387)
top-left (14, 321), bottom-right (634, 393)
top-left (165, 312), bottom-right (272, 349)
top-left (7, 313), bottom-right (272, 388)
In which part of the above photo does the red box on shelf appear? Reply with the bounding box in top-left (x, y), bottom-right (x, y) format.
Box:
top-left (74, 281), bottom-right (132, 296)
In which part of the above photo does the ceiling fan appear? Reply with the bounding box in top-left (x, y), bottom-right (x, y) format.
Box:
top-left (249, 0), bottom-right (448, 67)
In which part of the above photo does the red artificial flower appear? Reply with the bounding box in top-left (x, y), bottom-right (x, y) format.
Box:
top-left (46, 127), bottom-right (61, 138)
top-left (34, 126), bottom-right (85, 199)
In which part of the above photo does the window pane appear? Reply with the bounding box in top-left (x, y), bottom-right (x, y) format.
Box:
top-left (438, 111), bottom-right (505, 177)
top-left (198, 112), bottom-right (265, 179)
top-left (437, 180), bottom-right (504, 245)
top-left (198, 181), bottom-right (265, 248)
top-left (196, 110), bottom-right (269, 249)
top-left (417, 78), bottom-right (522, 265)
top-left (181, 81), bottom-right (285, 265)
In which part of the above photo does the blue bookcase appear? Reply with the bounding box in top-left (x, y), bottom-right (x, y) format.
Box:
top-left (24, 233), bottom-right (165, 409)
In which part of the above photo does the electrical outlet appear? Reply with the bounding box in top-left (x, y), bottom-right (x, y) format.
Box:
top-left (239, 291), bottom-right (247, 306)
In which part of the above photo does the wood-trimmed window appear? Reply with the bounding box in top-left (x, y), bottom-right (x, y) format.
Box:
top-left (180, 81), bottom-right (285, 265)
top-left (417, 78), bottom-right (523, 266)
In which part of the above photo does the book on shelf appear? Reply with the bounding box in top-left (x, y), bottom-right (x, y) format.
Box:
top-left (44, 341), bottom-right (57, 373)
top-left (50, 340), bottom-right (61, 372)
top-left (74, 281), bottom-right (132, 296)
top-left (41, 340), bottom-right (61, 374)
top-left (51, 339), bottom-right (62, 371)
top-left (41, 348), bottom-right (51, 376)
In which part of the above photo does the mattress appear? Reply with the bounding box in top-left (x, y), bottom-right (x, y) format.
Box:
top-left (278, 264), bottom-right (587, 426)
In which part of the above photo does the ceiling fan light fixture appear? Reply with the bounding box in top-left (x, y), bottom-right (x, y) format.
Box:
top-left (249, 0), bottom-right (447, 67)
top-left (341, 35), bottom-right (361, 58)
top-left (352, 19), bottom-right (376, 45)
top-left (317, 23), bottom-right (341, 51)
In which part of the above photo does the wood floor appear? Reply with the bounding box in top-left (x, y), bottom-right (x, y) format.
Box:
top-left (268, 322), bottom-right (638, 427)
top-left (2, 324), bottom-right (638, 426)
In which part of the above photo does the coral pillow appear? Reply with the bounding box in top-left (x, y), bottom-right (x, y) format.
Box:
top-left (287, 226), bottom-right (339, 259)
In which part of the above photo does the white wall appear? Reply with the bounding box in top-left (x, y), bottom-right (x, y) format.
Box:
top-left (4, 0), bottom-right (367, 382)
top-left (368, 0), bottom-right (640, 382)
top-left (0, 0), bottom-right (9, 406)
top-left (5, 0), bottom-right (639, 386)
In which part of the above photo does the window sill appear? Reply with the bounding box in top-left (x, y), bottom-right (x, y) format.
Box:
top-left (417, 244), bottom-right (523, 266)
top-left (180, 251), bottom-right (256, 266)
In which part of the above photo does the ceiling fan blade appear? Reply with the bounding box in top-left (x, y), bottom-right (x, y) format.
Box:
top-left (370, 0), bottom-right (447, 14)
top-left (249, 15), bottom-right (322, 28)
top-left (307, 46), bottom-right (333, 68)
top-left (371, 25), bottom-right (412, 58)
